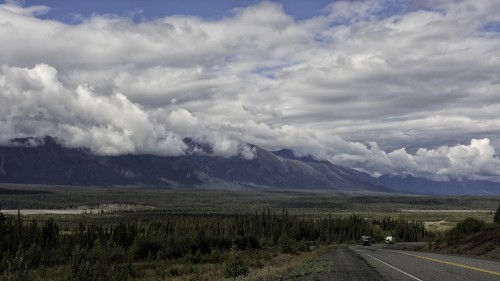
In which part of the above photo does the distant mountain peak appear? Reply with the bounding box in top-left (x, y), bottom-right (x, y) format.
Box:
top-left (0, 136), bottom-right (381, 191)
top-left (2, 136), bottom-right (499, 195)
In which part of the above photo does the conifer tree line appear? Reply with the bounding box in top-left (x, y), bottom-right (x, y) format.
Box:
top-left (0, 209), bottom-right (430, 279)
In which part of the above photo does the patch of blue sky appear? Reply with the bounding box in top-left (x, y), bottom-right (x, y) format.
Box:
top-left (314, 33), bottom-right (334, 47)
top-left (373, 0), bottom-right (414, 19)
top-left (9, 1), bottom-right (441, 26)
top-left (324, 1), bottom-right (409, 29)
top-left (365, 0), bottom-right (448, 22)
top-left (481, 22), bottom-right (500, 33)
top-left (278, 0), bottom-right (334, 20)
top-left (327, 17), bottom-right (352, 28)
top-left (252, 63), bottom-right (296, 80)
top-left (16, 0), bottom-right (337, 23)
top-left (19, 0), bottom-right (255, 23)
top-left (367, 0), bottom-right (442, 22)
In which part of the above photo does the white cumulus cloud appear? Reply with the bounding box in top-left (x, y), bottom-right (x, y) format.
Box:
top-left (1, 1), bottom-right (500, 181)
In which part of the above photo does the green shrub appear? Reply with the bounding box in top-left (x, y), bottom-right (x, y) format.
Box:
top-left (132, 238), bottom-right (161, 260)
top-left (278, 233), bottom-right (295, 254)
top-left (455, 218), bottom-right (485, 234)
top-left (4, 251), bottom-right (30, 281)
top-left (223, 245), bottom-right (249, 278)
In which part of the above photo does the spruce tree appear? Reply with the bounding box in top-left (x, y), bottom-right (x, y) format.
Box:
top-left (494, 203), bottom-right (500, 224)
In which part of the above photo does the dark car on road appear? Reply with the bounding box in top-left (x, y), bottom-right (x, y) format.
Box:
top-left (361, 235), bottom-right (371, 246)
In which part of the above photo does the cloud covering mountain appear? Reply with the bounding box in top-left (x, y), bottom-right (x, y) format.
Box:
top-left (1, 1), bottom-right (500, 182)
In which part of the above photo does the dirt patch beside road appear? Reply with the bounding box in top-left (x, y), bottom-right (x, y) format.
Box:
top-left (287, 245), bottom-right (384, 281)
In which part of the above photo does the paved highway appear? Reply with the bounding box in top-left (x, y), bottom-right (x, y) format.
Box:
top-left (351, 243), bottom-right (500, 281)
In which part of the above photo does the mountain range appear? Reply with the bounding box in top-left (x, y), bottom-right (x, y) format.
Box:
top-left (1, 136), bottom-right (499, 195)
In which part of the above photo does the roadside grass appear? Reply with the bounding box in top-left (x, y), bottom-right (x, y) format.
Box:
top-left (220, 246), bottom-right (333, 281)
top-left (430, 223), bottom-right (500, 260)
top-left (95, 246), bottom-right (327, 281)
top-left (0, 241), bottom-right (332, 281)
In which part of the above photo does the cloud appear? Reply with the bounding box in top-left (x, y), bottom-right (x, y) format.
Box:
top-left (0, 64), bottom-right (182, 156)
top-left (1, 1), bottom-right (49, 16)
top-left (329, 138), bottom-right (500, 182)
top-left (0, 64), bottom-right (258, 159)
top-left (1, 1), bottom-right (500, 181)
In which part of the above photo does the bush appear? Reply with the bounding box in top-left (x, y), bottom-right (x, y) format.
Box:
top-left (69, 246), bottom-right (134, 281)
top-left (455, 218), bottom-right (485, 234)
top-left (278, 233), bottom-right (295, 254)
top-left (444, 217), bottom-right (486, 244)
top-left (223, 245), bottom-right (249, 278)
top-left (4, 251), bottom-right (30, 281)
top-left (132, 238), bottom-right (161, 260)
top-left (21, 244), bottom-right (42, 270)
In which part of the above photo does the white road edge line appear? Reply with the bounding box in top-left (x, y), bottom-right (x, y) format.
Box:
top-left (357, 250), bottom-right (424, 281)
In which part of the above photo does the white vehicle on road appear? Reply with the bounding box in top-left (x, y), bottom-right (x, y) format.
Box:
top-left (384, 236), bottom-right (394, 244)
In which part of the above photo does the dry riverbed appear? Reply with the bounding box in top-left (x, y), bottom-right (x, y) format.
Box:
top-left (1, 203), bottom-right (156, 215)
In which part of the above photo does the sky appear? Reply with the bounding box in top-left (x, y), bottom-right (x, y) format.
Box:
top-left (1, 0), bottom-right (500, 182)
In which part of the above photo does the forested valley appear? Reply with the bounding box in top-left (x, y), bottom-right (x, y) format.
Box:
top-left (0, 209), bottom-right (431, 280)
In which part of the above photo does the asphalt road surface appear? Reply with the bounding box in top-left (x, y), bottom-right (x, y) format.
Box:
top-left (349, 243), bottom-right (500, 281)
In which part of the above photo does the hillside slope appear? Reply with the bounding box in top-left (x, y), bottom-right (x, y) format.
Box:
top-left (0, 137), bottom-right (384, 191)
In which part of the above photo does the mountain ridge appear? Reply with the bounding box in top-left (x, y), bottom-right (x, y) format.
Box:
top-left (0, 137), bottom-right (386, 192)
top-left (1, 136), bottom-right (500, 195)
